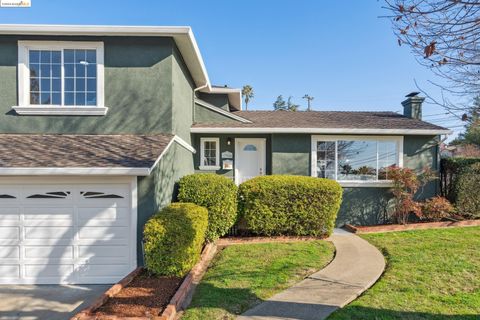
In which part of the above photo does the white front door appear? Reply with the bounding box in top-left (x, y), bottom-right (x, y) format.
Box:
top-left (0, 177), bottom-right (137, 284)
top-left (235, 138), bottom-right (266, 184)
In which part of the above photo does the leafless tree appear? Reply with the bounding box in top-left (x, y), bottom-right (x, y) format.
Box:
top-left (383, 0), bottom-right (480, 114)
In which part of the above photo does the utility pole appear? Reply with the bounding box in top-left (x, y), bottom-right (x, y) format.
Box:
top-left (302, 94), bottom-right (314, 111)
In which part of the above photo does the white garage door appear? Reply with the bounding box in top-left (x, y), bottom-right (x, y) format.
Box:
top-left (0, 177), bottom-right (137, 284)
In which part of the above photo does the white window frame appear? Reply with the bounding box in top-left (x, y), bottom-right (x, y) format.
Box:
top-left (311, 135), bottom-right (404, 187)
top-left (14, 41), bottom-right (107, 116)
top-left (199, 137), bottom-right (220, 170)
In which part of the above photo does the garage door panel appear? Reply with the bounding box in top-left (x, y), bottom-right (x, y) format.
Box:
top-left (24, 226), bottom-right (73, 240)
top-left (0, 180), bottom-right (134, 284)
top-left (24, 245), bottom-right (74, 259)
top-left (0, 246), bottom-right (19, 259)
top-left (78, 226), bottom-right (129, 240)
top-left (0, 265), bottom-right (20, 279)
top-left (0, 227), bottom-right (20, 239)
top-left (24, 264), bottom-right (74, 279)
top-left (78, 207), bottom-right (129, 226)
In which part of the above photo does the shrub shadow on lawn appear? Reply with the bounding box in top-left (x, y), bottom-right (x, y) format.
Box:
top-left (185, 282), bottom-right (264, 317)
top-left (330, 306), bottom-right (480, 320)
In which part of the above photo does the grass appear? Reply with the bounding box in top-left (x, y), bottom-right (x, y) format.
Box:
top-left (330, 226), bottom-right (480, 319)
top-left (181, 240), bottom-right (334, 320)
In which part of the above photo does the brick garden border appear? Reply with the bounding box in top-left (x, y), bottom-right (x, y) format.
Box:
top-left (344, 219), bottom-right (480, 234)
top-left (71, 243), bottom-right (217, 320)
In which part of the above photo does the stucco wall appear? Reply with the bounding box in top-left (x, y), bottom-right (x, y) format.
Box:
top-left (136, 143), bottom-right (194, 264)
top-left (0, 35), bottom-right (175, 134)
top-left (194, 103), bottom-right (239, 124)
top-left (197, 92), bottom-right (229, 111)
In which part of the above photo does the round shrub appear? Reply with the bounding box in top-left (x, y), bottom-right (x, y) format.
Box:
top-left (178, 173), bottom-right (238, 242)
top-left (421, 196), bottom-right (454, 222)
top-left (455, 162), bottom-right (480, 218)
top-left (238, 175), bottom-right (343, 237)
top-left (143, 203), bottom-right (208, 277)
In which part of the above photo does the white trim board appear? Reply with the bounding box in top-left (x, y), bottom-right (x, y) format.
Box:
top-left (191, 127), bottom-right (452, 135)
top-left (0, 135), bottom-right (196, 176)
top-left (199, 137), bottom-right (220, 171)
top-left (195, 99), bottom-right (251, 123)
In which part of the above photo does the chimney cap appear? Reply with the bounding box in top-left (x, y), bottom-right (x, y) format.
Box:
top-left (405, 91), bottom-right (421, 98)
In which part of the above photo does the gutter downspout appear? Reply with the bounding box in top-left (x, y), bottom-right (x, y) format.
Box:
top-left (193, 83), bottom-right (209, 123)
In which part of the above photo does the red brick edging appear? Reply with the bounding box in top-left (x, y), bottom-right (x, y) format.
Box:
top-left (71, 243), bottom-right (217, 320)
top-left (345, 219), bottom-right (480, 234)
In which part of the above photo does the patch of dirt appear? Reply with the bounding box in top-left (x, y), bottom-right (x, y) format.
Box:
top-left (94, 271), bottom-right (183, 318)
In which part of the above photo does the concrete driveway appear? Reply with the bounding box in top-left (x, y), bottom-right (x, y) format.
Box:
top-left (0, 284), bottom-right (109, 320)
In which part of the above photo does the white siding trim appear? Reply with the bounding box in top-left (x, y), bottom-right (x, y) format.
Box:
top-left (130, 176), bottom-right (138, 271)
top-left (12, 106), bottom-right (108, 116)
top-left (191, 127), bottom-right (452, 135)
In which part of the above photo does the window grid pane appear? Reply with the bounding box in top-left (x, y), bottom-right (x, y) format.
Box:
top-left (203, 141), bottom-right (217, 166)
top-left (29, 50), bottom-right (61, 105)
top-left (29, 48), bottom-right (97, 107)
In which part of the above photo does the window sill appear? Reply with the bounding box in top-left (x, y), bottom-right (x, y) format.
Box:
top-left (338, 181), bottom-right (393, 188)
top-left (198, 166), bottom-right (221, 171)
top-left (12, 106), bottom-right (109, 116)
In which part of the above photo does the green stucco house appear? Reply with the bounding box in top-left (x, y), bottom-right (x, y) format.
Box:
top-left (0, 25), bottom-right (450, 285)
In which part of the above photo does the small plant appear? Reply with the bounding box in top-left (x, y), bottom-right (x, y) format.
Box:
top-left (143, 203), bottom-right (208, 277)
top-left (389, 166), bottom-right (436, 224)
top-left (421, 196), bottom-right (454, 222)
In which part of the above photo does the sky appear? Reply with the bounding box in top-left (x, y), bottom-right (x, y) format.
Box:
top-left (0, 0), bottom-right (467, 138)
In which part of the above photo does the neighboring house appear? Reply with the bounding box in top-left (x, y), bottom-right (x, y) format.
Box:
top-left (0, 25), bottom-right (450, 286)
top-left (440, 143), bottom-right (480, 158)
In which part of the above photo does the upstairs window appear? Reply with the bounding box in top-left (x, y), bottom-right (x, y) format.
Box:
top-left (16, 41), bottom-right (106, 115)
top-left (312, 135), bottom-right (403, 186)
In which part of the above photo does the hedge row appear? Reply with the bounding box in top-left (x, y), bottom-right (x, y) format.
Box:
top-left (238, 175), bottom-right (343, 237)
top-left (440, 157), bottom-right (480, 202)
top-left (455, 162), bottom-right (480, 218)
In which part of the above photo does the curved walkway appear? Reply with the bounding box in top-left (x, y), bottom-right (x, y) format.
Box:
top-left (238, 229), bottom-right (385, 320)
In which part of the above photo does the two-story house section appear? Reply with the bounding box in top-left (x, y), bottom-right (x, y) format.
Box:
top-left (0, 25), bottom-right (241, 285)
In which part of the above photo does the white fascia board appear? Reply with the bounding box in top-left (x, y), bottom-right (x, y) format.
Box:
top-left (195, 99), bottom-right (251, 123)
top-left (0, 24), bottom-right (211, 89)
top-left (206, 87), bottom-right (242, 110)
top-left (0, 167), bottom-right (150, 176)
top-left (148, 135), bottom-right (197, 173)
top-left (190, 127), bottom-right (453, 135)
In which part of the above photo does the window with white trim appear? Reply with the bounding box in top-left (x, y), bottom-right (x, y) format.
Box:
top-left (15, 41), bottom-right (106, 115)
top-left (200, 138), bottom-right (220, 170)
top-left (312, 136), bottom-right (403, 185)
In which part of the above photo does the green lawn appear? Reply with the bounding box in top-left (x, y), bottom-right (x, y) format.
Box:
top-left (330, 226), bottom-right (480, 319)
top-left (181, 240), bottom-right (334, 320)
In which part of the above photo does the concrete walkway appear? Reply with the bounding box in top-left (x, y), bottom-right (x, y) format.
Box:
top-left (238, 229), bottom-right (385, 320)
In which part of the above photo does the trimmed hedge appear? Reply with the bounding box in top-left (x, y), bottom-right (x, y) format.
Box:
top-left (143, 203), bottom-right (208, 277)
top-left (455, 162), bottom-right (480, 218)
top-left (178, 173), bottom-right (238, 242)
top-left (238, 175), bottom-right (343, 237)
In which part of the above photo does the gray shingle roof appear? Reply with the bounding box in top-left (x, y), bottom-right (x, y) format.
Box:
top-left (192, 111), bottom-right (449, 131)
top-left (0, 134), bottom-right (173, 168)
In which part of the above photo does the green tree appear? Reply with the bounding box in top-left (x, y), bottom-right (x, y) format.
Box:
top-left (286, 96), bottom-right (299, 111)
top-left (273, 95), bottom-right (287, 111)
top-left (241, 85), bottom-right (254, 110)
top-left (452, 96), bottom-right (480, 147)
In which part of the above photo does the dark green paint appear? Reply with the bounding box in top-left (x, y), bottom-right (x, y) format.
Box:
top-left (194, 103), bottom-right (239, 124)
top-left (197, 92), bottom-right (229, 111)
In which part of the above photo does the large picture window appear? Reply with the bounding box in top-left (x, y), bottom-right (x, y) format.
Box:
top-left (16, 41), bottom-right (106, 115)
top-left (312, 136), bottom-right (403, 186)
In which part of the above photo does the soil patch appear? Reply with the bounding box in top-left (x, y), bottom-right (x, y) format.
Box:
top-left (93, 270), bottom-right (182, 318)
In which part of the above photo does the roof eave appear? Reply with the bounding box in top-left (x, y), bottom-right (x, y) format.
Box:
top-left (190, 127), bottom-right (453, 135)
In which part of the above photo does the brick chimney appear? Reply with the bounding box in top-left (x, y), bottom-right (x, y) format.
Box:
top-left (402, 92), bottom-right (425, 120)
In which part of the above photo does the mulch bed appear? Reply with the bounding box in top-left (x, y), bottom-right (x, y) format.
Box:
top-left (345, 218), bottom-right (480, 234)
top-left (93, 270), bottom-right (182, 318)
top-left (217, 235), bottom-right (326, 247)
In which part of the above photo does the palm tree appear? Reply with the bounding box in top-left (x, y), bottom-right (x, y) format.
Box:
top-left (242, 85), bottom-right (254, 110)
